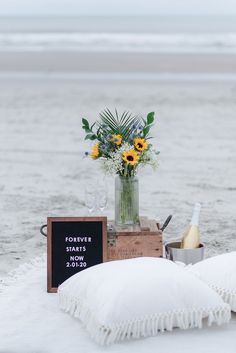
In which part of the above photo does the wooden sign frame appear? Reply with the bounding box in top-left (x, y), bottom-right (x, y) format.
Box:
top-left (47, 217), bottom-right (107, 293)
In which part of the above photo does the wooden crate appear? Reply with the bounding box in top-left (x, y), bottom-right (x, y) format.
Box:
top-left (107, 216), bottom-right (163, 261)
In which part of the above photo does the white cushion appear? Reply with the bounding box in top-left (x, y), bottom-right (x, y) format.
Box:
top-left (58, 257), bottom-right (230, 345)
top-left (193, 252), bottom-right (236, 312)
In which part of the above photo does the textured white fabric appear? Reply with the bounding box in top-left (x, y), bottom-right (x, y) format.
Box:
top-left (193, 252), bottom-right (236, 312)
top-left (0, 255), bottom-right (236, 353)
top-left (58, 257), bottom-right (230, 345)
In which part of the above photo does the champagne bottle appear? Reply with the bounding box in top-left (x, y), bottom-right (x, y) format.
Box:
top-left (181, 203), bottom-right (201, 249)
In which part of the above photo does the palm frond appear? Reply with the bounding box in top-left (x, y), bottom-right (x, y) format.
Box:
top-left (99, 109), bottom-right (118, 130)
top-left (98, 108), bottom-right (141, 140)
top-left (120, 111), bottom-right (129, 125)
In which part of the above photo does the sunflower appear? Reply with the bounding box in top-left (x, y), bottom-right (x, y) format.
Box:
top-left (110, 134), bottom-right (122, 146)
top-left (134, 137), bottom-right (149, 151)
top-left (122, 149), bottom-right (139, 166)
top-left (90, 143), bottom-right (100, 159)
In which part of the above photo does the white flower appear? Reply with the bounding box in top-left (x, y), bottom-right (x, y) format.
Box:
top-left (100, 142), bottom-right (159, 176)
top-left (139, 148), bottom-right (159, 169)
top-left (102, 143), bottom-right (133, 176)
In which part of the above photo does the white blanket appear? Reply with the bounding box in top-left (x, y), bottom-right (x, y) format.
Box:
top-left (0, 255), bottom-right (235, 353)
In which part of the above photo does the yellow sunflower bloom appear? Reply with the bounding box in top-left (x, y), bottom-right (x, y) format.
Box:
top-left (122, 149), bottom-right (139, 166)
top-left (134, 137), bottom-right (149, 151)
top-left (110, 134), bottom-right (122, 146)
top-left (90, 143), bottom-right (100, 159)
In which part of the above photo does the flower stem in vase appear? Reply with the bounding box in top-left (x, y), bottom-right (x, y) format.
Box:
top-left (115, 176), bottom-right (139, 226)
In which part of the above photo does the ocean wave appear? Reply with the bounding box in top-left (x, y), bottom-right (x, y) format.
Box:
top-left (1, 32), bottom-right (236, 53)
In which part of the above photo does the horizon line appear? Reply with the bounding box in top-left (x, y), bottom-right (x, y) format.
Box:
top-left (1, 13), bottom-right (236, 18)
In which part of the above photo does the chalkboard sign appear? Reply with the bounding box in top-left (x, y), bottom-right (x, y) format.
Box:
top-left (47, 217), bottom-right (107, 292)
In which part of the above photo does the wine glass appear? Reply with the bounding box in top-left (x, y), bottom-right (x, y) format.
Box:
top-left (85, 185), bottom-right (97, 215)
top-left (97, 186), bottom-right (108, 213)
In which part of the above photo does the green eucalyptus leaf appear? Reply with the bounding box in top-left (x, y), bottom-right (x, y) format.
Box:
top-left (82, 118), bottom-right (89, 128)
top-left (85, 134), bottom-right (97, 140)
top-left (143, 126), bottom-right (150, 137)
top-left (85, 134), bottom-right (92, 140)
top-left (90, 134), bottom-right (97, 140)
top-left (147, 112), bottom-right (155, 125)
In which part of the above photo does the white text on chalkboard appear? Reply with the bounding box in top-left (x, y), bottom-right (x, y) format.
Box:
top-left (66, 246), bottom-right (87, 252)
top-left (65, 237), bottom-right (92, 242)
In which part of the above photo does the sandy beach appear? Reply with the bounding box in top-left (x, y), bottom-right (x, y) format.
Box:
top-left (0, 13), bottom-right (236, 278)
top-left (1, 51), bottom-right (236, 73)
top-left (1, 64), bottom-right (236, 276)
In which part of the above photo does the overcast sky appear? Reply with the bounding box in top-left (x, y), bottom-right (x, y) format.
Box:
top-left (0, 0), bottom-right (236, 16)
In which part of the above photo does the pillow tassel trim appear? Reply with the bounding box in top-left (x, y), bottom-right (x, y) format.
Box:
top-left (210, 284), bottom-right (236, 312)
top-left (58, 291), bottom-right (231, 345)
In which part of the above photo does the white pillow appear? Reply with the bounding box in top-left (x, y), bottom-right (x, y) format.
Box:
top-left (193, 252), bottom-right (236, 312)
top-left (58, 257), bottom-right (230, 345)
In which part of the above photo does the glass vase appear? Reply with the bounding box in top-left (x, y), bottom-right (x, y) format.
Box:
top-left (115, 176), bottom-right (139, 226)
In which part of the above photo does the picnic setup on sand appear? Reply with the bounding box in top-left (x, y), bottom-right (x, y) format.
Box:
top-left (1, 109), bottom-right (236, 352)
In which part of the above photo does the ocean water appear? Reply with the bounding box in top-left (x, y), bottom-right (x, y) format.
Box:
top-left (0, 15), bottom-right (236, 53)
